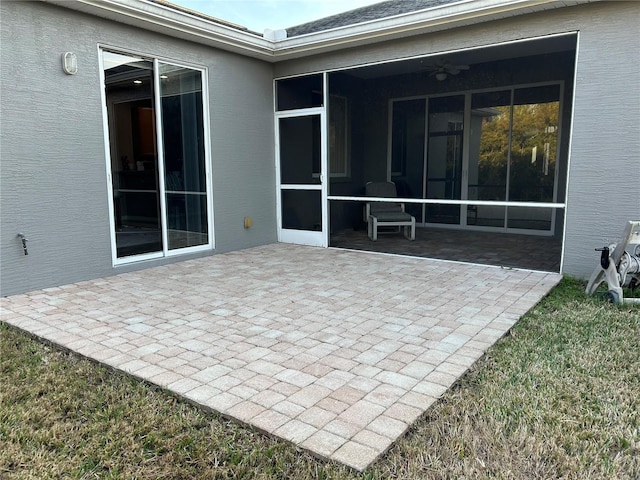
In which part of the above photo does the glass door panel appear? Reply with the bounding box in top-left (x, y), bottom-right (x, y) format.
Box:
top-left (103, 51), bottom-right (162, 258)
top-left (159, 63), bottom-right (208, 250)
top-left (425, 95), bottom-right (464, 224)
top-left (468, 90), bottom-right (511, 228)
top-left (165, 193), bottom-right (208, 248)
top-left (507, 206), bottom-right (553, 230)
top-left (509, 85), bottom-right (560, 203)
top-left (467, 204), bottom-right (506, 228)
top-left (507, 85), bottom-right (560, 233)
top-left (390, 99), bottom-right (425, 220)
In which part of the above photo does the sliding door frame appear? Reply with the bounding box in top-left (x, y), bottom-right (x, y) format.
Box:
top-left (99, 45), bottom-right (214, 266)
top-left (386, 80), bottom-right (564, 236)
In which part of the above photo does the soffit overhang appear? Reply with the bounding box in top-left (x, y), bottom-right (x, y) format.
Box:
top-left (41, 0), bottom-right (597, 63)
top-left (41, 0), bottom-right (275, 59)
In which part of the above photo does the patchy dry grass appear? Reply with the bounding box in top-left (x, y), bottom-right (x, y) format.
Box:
top-left (0, 330), bottom-right (353, 480)
top-left (1, 278), bottom-right (639, 479)
top-left (370, 279), bottom-right (639, 479)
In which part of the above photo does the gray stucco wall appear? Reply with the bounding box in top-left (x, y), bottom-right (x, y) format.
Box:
top-left (561, 2), bottom-right (640, 278)
top-left (2, 1), bottom-right (638, 296)
top-left (276, 1), bottom-right (640, 279)
top-left (0, 1), bottom-right (276, 296)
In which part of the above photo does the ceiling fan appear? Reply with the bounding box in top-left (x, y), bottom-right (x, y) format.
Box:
top-left (423, 59), bottom-right (470, 81)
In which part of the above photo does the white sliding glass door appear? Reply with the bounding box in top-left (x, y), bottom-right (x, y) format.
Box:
top-left (425, 95), bottom-right (465, 225)
top-left (389, 83), bottom-right (562, 234)
top-left (101, 50), bottom-right (212, 264)
top-left (467, 85), bottom-right (561, 232)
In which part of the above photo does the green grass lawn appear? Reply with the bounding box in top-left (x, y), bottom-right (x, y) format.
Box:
top-left (1, 278), bottom-right (639, 479)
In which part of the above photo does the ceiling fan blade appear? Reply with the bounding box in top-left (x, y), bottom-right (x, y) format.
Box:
top-left (422, 60), bottom-right (469, 76)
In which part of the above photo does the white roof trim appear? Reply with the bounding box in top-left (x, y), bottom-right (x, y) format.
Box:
top-left (41, 0), bottom-right (276, 59)
top-left (41, 0), bottom-right (597, 62)
top-left (275, 0), bottom-right (594, 59)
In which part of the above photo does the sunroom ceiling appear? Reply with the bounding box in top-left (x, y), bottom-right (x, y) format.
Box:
top-left (340, 33), bottom-right (577, 79)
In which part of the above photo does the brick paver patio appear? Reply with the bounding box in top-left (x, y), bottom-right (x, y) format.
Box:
top-left (0, 244), bottom-right (561, 470)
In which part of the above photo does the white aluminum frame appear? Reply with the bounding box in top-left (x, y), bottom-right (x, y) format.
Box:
top-left (275, 107), bottom-right (328, 247)
top-left (273, 72), bottom-right (329, 247)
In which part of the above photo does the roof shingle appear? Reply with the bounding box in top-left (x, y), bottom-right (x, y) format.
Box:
top-left (286, 0), bottom-right (461, 37)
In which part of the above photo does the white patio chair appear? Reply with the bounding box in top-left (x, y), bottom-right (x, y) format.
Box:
top-left (365, 181), bottom-right (416, 241)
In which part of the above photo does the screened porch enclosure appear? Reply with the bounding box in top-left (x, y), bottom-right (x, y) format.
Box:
top-left (321, 35), bottom-right (576, 272)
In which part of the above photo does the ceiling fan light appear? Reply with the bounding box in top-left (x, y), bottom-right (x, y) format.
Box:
top-left (435, 72), bottom-right (447, 81)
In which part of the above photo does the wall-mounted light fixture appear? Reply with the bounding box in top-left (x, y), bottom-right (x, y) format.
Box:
top-left (61, 52), bottom-right (77, 75)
